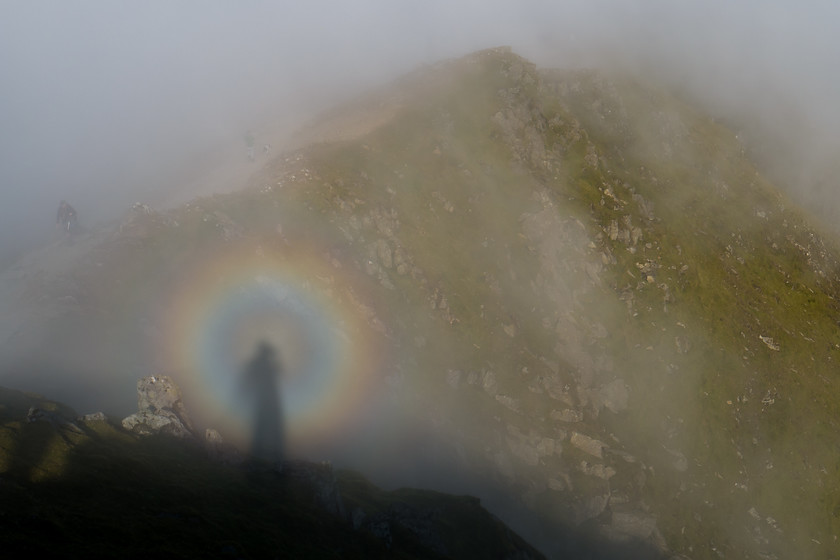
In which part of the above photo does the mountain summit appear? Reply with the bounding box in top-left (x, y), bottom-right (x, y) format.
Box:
top-left (2, 47), bottom-right (839, 559)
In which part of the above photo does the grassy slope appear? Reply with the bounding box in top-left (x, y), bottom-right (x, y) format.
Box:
top-left (545, 69), bottom-right (840, 558)
top-left (0, 388), bottom-right (543, 559)
top-left (304, 53), bottom-right (840, 558)
top-left (29, 48), bottom-right (840, 558)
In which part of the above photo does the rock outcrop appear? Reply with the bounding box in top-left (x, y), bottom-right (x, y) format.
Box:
top-left (121, 376), bottom-right (195, 438)
top-left (8, 47), bottom-right (840, 559)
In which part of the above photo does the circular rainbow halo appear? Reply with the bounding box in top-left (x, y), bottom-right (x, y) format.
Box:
top-left (160, 241), bottom-right (383, 449)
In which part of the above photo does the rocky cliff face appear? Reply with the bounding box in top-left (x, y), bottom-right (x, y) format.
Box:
top-left (3, 47), bottom-right (840, 559)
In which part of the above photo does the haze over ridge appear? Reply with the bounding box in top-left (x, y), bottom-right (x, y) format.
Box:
top-left (2, 1), bottom-right (840, 266)
top-left (3, 28), bottom-right (840, 560)
top-left (4, 4), bottom-right (840, 558)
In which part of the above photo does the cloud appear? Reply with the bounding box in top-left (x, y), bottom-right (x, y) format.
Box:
top-left (1, 1), bottom-right (838, 261)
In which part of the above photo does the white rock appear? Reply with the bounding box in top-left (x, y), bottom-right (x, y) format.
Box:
top-left (570, 432), bottom-right (607, 458)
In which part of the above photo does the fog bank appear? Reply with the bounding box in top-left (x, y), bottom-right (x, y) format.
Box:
top-left (2, 2), bottom-right (839, 266)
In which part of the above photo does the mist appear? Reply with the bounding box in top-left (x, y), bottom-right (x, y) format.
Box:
top-left (2, 2), bottom-right (840, 557)
top-left (3, 1), bottom-right (840, 265)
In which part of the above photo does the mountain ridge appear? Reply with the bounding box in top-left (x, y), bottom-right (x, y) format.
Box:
top-left (1, 47), bottom-right (839, 558)
top-left (0, 383), bottom-right (549, 559)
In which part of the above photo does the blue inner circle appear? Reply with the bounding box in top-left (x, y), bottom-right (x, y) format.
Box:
top-left (196, 277), bottom-right (343, 427)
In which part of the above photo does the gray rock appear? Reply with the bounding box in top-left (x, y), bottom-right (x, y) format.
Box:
top-left (27, 406), bottom-right (82, 433)
top-left (122, 410), bottom-right (193, 438)
top-left (551, 408), bottom-right (583, 423)
top-left (205, 428), bottom-right (223, 446)
top-left (495, 394), bottom-right (520, 412)
top-left (121, 376), bottom-right (195, 439)
top-left (579, 460), bottom-right (616, 480)
top-left (78, 411), bottom-right (108, 423)
top-left (570, 432), bottom-right (607, 458)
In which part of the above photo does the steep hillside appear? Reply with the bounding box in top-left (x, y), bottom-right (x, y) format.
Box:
top-left (3, 47), bottom-right (840, 559)
top-left (0, 386), bottom-right (544, 559)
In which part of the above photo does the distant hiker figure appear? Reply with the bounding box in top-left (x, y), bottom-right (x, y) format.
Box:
top-left (241, 341), bottom-right (285, 470)
top-left (245, 130), bottom-right (255, 161)
top-left (262, 143), bottom-right (271, 156)
top-left (56, 200), bottom-right (78, 238)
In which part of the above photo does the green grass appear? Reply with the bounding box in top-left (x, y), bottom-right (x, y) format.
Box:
top-left (0, 388), bottom-right (544, 559)
top-left (21, 47), bottom-right (840, 559)
top-left (540, 68), bottom-right (840, 558)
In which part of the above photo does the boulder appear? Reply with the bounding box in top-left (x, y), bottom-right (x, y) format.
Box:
top-left (78, 411), bottom-right (108, 423)
top-left (27, 406), bottom-right (82, 434)
top-left (570, 432), bottom-right (607, 458)
top-left (551, 408), bottom-right (583, 423)
top-left (121, 376), bottom-right (195, 439)
top-left (579, 460), bottom-right (616, 480)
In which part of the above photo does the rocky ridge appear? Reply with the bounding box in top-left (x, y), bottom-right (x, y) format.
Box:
top-left (2, 380), bottom-right (546, 559)
top-left (2, 48), bottom-right (840, 559)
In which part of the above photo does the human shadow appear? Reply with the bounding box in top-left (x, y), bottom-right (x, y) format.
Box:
top-left (241, 341), bottom-right (285, 470)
